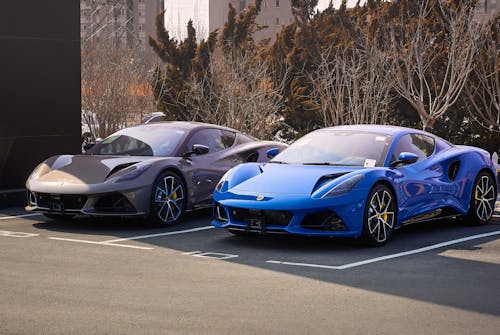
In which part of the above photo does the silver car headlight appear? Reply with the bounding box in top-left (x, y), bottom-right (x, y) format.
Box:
top-left (29, 163), bottom-right (50, 181)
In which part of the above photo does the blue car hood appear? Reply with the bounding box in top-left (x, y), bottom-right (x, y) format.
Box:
top-left (231, 163), bottom-right (360, 195)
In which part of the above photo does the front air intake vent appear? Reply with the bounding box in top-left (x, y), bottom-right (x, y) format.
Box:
top-left (301, 210), bottom-right (347, 231)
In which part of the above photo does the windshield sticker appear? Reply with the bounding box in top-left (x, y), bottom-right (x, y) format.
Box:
top-left (375, 136), bottom-right (387, 142)
top-left (364, 159), bottom-right (377, 168)
top-left (102, 135), bottom-right (120, 144)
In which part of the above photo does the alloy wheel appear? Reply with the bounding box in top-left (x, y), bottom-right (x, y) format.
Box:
top-left (474, 175), bottom-right (495, 221)
top-left (366, 188), bottom-right (395, 244)
top-left (154, 175), bottom-right (185, 224)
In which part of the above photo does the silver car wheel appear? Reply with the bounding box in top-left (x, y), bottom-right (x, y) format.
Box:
top-left (367, 189), bottom-right (395, 243)
top-left (154, 175), bottom-right (185, 223)
top-left (474, 175), bottom-right (495, 221)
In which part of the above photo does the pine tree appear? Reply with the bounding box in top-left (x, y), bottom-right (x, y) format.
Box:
top-left (149, 12), bottom-right (217, 121)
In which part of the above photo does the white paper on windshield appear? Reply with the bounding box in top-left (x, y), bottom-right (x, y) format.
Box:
top-left (364, 159), bottom-right (376, 168)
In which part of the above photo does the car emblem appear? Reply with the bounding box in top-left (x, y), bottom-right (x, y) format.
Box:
top-left (256, 195), bottom-right (264, 201)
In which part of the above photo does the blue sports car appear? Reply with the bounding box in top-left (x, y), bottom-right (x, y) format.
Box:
top-left (212, 125), bottom-right (498, 245)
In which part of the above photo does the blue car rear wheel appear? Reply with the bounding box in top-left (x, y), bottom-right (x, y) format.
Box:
top-left (466, 171), bottom-right (496, 225)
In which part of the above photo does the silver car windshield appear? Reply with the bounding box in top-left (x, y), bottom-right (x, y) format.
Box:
top-left (271, 130), bottom-right (392, 167)
top-left (87, 126), bottom-right (186, 156)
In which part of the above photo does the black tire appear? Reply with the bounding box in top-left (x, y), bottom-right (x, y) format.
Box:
top-left (43, 213), bottom-right (75, 220)
top-left (361, 184), bottom-right (397, 246)
top-left (148, 170), bottom-right (187, 227)
top-left (465, 171), bottom-right (496, 225)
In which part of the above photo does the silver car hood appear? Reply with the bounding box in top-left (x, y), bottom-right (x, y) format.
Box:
top-left (34, 154), bottom-right (157, 185)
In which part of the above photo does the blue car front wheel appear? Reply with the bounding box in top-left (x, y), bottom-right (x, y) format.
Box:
top-left (362, 184), bottom-right (396, 246)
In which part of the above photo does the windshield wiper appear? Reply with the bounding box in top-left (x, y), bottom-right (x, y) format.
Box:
top-left (303, 162), bottom-right (356, 166)
top-left (303, 162), bottom-right (332, 166)
top-left (269, 160), bottom-right (288, 164)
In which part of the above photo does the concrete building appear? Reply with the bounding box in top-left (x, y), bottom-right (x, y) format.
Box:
top-left (81, 0), bottom-right (164, 50)
top-left (475, 0), bottom-right (499, 21)
top-left (164, 0), bottom-right (293, 41)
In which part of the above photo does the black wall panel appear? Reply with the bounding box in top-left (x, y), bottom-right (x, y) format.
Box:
top-left (0, 0), bottom-right (80, 189)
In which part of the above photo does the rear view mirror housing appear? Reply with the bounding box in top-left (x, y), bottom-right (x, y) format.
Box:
top-left (183, 144), bottom-right (210, 158)
top-left (390, 152), bottom-right (419, 167)
top-left (266, 148), bottom-right (280, 159)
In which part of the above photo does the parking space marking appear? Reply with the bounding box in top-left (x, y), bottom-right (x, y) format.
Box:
top-left (102, 226), bottom-right (215, 243)
top-left (184, 251), bottom-right (239, 260)
top-left (0, 230), bottom-right (39, 238)
top-left (48, 237), bottom-right (154, 250)
top-left (267, 231), bottom-right (500, 271)
top-left (0, 213), bottom-right (43, 220)
top-left (182, 251), bottom-right (202, 255)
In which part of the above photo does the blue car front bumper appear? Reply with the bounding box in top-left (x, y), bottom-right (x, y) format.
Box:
top-left (212, 191), bottom-right (368, 237)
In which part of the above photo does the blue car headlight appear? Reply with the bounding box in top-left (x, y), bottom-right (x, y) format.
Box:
top-left (215, 168), bottom-right (234, 193)
top-left (321, 175), bottom-right (364, 198)
top-left (114, 163), bottom-right (152, 183)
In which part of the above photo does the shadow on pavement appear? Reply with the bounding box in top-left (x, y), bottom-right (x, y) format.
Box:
top-left (10, 206), bottom-right (500, 318)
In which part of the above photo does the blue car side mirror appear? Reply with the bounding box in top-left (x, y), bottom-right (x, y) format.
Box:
top-left (390, 152), bottom-right (419, 167)
top-left (266, 148), bottom-right (280, 159)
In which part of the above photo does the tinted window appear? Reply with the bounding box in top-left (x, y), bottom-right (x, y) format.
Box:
top-left (221, 130), bottom-right (236, 148)
top-left (87, 125), bottom-right (186, 156)
top-left (185, 129), bottom-right (236, 154)
top-left (391, 134), bottom-right (435, 163)
top-left (271, 130), bottom-right (392, 167)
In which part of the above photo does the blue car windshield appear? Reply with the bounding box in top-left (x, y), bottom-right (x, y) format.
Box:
top-left (271, 130), bottom-right (392, 167)
top-left (87, 125), bottom-right (186, 156)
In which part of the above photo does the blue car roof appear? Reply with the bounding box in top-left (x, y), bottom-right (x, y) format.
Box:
top-left (319, 125), bottom-right (428, 137)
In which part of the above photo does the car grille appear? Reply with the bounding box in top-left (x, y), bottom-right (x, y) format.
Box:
top-left (34, 193), bottom-right (87, 210)
top-left (230, 207), bottom-right (292, 227)
top-left (301, 210), bottom-right (347, 231)
top-left (94, 193), bottom-right (136, 213)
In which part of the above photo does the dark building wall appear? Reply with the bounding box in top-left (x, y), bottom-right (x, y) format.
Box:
top-left (0, 0), bottom-right (81, 190)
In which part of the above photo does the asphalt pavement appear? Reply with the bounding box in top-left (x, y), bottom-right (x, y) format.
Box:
top-left (0, 206), bottom-right (499, 334)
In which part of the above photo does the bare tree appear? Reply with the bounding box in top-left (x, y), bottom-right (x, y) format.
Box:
top-left (81, 41), bottom-right (156, 139)
top-left (180, 52), bottom-right (287, 140)
top-left (463, 25), bottom-right (500, 132)
top-left (386, 0), bottom-right (483, 130)
top-left (308, 46), bottom-right (393, 127)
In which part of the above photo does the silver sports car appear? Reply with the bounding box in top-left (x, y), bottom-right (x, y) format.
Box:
top-left (26, 122), bottom-right (287, 226)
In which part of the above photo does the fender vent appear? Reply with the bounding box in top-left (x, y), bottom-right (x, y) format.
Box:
top-left (246, 152), bottom-right (259, 162)
top-left (105, 163), bottom-right (138, 180)
top-left (311, 173), bottom-right (348, 193)
top-left (448, 161), bottom-right (460, 181)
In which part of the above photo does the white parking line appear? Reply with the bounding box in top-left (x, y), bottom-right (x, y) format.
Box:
top-left (0, 213), bottom-right (43, 220)
top-left (102, 226), bottom-right (215, 243)
top-left (184, 251), bottom-right (239, 260)
top-left (48, 237), bottom-right (154, 250)
top-left (267, 231), bottom-right (500, 270)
